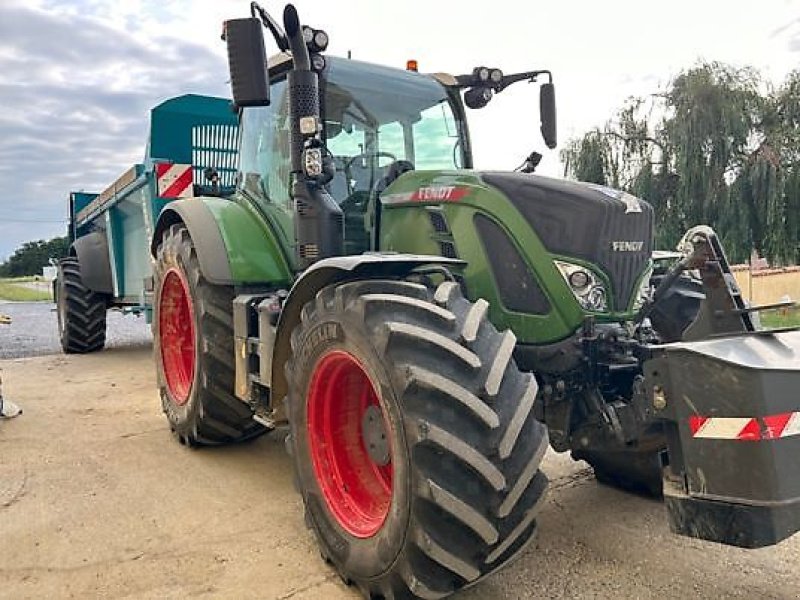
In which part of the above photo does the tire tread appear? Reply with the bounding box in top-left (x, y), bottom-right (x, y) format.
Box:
top-left (58, 257), bottom-right (107, 354)
top-left (287, 278), bottom-right (549, 599)
top-left (154, 225), bottom-right (265, 445)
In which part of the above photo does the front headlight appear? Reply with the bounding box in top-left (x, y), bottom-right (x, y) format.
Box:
top-left (555, 261), bottom-right (608, 312)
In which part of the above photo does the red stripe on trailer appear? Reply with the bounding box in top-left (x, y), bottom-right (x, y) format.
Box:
top-left (689, 412), bottom-right (800, 441)
top-left (161, 167), bottom-right (193, 198)
top-left (156, 163), bottom-right (194, 198)
top-left (155, 162), bottom-right (172, 179)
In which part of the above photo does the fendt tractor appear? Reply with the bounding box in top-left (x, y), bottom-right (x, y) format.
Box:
top-left (57, 3), bottom-right (800, 598)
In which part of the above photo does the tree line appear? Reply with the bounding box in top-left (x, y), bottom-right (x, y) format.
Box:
top-left (0, 237), bottom-right (69, 278)
top-left (561, 62), bottom-right (800, 265)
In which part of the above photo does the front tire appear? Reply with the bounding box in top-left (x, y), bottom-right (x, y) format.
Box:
top-left (57, 256), bottom-right (107, 354)
top-left (153, 223), bottom-right (265, 445)
top-left (287, 279), bottom-right (549, 599)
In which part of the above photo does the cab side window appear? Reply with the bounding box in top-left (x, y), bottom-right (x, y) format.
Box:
top-left (238, 79), bottom-right (292, 215)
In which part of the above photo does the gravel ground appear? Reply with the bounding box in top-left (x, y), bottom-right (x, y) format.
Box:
top-left (0, 301), bottom-right (151, 358)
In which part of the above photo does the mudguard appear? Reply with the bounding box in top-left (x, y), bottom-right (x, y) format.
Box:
top-left (151, 197), bottom-right (292, 287)
top-left (269, 254), bottom-right (465, 421)
top-left (71, 231), bottom-right (113, 295)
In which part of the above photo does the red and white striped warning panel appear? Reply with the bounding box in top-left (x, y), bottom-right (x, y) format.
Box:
top-left (156, 163), bottom-right (194, 198)
top-left (689, 413), bottom-right (800, 441)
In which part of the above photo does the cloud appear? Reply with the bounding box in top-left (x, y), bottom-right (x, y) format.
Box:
top-left (0, 1), bottom-right (230, 260)
top-left (771, 16), bottom-right (800, 39)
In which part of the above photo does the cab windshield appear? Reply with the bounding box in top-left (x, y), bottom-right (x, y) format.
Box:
top-left (323, 57), bottom-right (464, 202)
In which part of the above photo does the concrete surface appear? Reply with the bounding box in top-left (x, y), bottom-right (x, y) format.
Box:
top-left (0, 348), bottom-right (798, 599)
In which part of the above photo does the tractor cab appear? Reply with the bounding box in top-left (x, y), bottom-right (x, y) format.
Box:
top-left (238, 54), bottom-right (470, 255)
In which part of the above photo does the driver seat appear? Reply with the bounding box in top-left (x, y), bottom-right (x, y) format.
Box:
top-left (373, 160), bottom-right (415, 196)
top-left (365, 160), bottom-right (415, 251)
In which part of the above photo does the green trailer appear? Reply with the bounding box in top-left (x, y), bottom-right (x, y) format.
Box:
top-left (58, 4), bottom-right (800, 598)
top-left (58, 94), bottom-right (239, 351)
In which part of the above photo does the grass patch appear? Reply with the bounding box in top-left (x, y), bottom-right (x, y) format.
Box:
top-left (761, 309), bottom-right (800, 329)
top-left (0, 280), bottom-right (52, 302)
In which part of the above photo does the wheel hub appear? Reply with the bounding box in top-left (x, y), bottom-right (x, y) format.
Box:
top-left (362, 405), bottom-right (390, 466)
top-left (307, 351), bottom-right (393, 538)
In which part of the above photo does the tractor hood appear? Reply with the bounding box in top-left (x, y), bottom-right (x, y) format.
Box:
top-left (379, 170), bottom-right (654, 315)
top-left (480, 172), bottom-right (654, 312)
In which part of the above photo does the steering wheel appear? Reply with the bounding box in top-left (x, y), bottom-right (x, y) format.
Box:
top-left (343, 151), bottom-right (398, 196)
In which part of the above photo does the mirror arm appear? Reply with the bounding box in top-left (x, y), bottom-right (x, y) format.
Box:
top-left (250, 1), bottom-right (289, 52)
top-left (496, 70), bottom-right (551, 92)
top-left (450, 69), bottom-right (552, 92)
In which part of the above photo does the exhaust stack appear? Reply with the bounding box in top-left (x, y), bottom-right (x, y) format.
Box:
top-left (283, 4), bottom-right (343, 269)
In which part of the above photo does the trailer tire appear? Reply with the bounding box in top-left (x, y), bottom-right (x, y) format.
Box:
top-left (286, 279), bottom-right (549, 599)
top-left (153, 223), bottom-right (266, 446)
top-left (57, 256), bottom-right (107, 354)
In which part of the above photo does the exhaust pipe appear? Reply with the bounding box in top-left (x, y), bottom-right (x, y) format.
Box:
top-left (283, 4), bottom-right (343, 270)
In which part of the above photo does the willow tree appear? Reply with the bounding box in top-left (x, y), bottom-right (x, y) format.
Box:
top-left (563, 62), bottom-right (798, 264)
top-left (760, 70), bottom-right (800, 264)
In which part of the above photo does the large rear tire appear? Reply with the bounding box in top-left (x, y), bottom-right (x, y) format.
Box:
top-left (57, 256), bottom-right (107, 354)
top-left (286, 279), bottom-right (549, 599)
top-left (153, 223), bottom-right (266, 445)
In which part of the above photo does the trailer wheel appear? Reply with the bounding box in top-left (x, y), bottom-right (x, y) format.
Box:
top-left (153, 223), bottom-right (266, 445)
top-left (286, 279), bottom-right (549, 599)
top-left (57, 256), bottom-right (107, 353)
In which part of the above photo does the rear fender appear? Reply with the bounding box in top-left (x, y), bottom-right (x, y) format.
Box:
top-left (270, 254), bottom-right (464, 422)
top-left (151, 197), bottom-right (292, 286)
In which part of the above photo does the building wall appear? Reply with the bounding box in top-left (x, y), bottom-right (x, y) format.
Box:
top-left (730, 266), bottom-right (800, 305)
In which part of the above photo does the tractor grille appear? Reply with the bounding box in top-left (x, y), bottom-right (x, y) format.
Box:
top-left (427, 209), bottom-right (449, 233)
top-left (439, 241), bottom-right (458, 259)
top-left (482, 173), bottom-right (653, 311)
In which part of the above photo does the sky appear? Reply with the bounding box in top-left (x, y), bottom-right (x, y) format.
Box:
top-left (1, 0), bottom-right (799, 260)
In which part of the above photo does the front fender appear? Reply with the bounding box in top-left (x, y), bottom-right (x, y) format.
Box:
top-left (151, 197), bottom-right (292, 286)
top-left (270, 254), bottom-right (464, 420)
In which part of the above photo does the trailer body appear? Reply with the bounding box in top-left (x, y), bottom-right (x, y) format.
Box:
top-left (66, 94), bottom-right (240, 316)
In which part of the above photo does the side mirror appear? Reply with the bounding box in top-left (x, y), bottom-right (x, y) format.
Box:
top-left (225, 18), bottom-right (270, 107)
top-left (540, 83), bottom-right (557, 149)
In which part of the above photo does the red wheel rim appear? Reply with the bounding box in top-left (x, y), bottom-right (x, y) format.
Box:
top-left (307, 351), bottom-right (393, 538)
top-left (158, 268), bottom-right (196, 406)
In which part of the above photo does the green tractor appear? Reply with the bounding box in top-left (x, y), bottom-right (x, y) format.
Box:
top-left (146, 4), bottom-right (800, 598)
